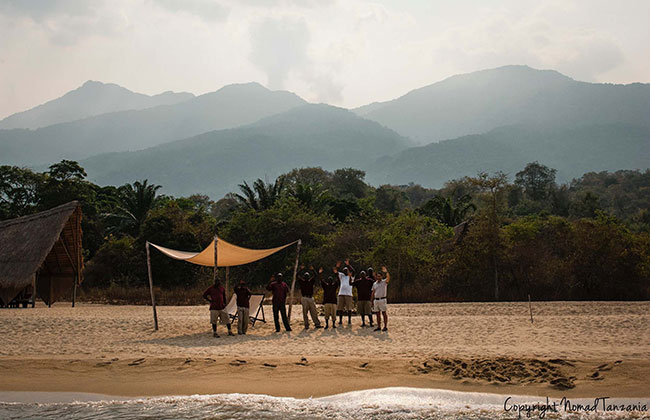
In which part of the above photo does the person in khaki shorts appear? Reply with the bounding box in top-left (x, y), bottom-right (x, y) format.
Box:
top-left (320, 272), bottom-right (340, 329)
top-left (233, 279), bottom-right (252, 335)
top-left (371, 266), bottom-right (390, 332)
top-left (202, 279), bottom-right (234, 338)
top-left (352, 269), bottom-right (374, 327)
top-left (333, 260), bottom-right (355, 325)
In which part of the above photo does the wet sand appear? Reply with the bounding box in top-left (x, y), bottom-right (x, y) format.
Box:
top-left (1, 301), bottom-right (648, 398)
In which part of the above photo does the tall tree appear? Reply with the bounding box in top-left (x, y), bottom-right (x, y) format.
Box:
top-left (40, 160), bottom-right (94, 210)
top-left (418, 194), bottom-right (475, 226)
top-left (469, 171), bottom-right (509, 300)
top-left (290, 182), bottom-right (329, 211)
top-left (235, 177), bottom-right (286, 211)
top-left (515, 161), bottom-right (557, 201)
top-left (332, 168), bottom-right (367, 199)
top-left (0, 166), bottom-right (45, 219)
top-left (112, 180), bottom-right (162, 236)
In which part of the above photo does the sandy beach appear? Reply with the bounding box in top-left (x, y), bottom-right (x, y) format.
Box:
top-left (1, 301), bottom-right (649, 399)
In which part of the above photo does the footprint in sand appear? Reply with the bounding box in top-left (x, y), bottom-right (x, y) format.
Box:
top-left (295, 357), bottom-right (309, 366)
top-left (412, 360), bottom-right (432, 374)
top-left (183, 358), bottom-right (192, 365)
top-left (597, 363), bottom-right (612, 371)
top-left (263, 363), bottom-right (277, 368)
top-left (548, 359), bottom-right (575, 367)
top-left (550, 377), bottom-right (575, 390)
top-left (95, 361), bottom-right (112, 367)
top-left (359, 362), bottom-right (369, 369)
top-left (128, 358), bottom-right (145, 366)
top-left (230, 360), bottom-right (247, 366)
top-left (589, 371), bottom-right (604, 380)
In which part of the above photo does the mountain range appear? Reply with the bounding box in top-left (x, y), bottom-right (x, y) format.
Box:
top-left (355, 65), bottom-right (650, 143)
top-left (1, 65), bottom-right (649, 198)
top-left (0, 80), bottom-right (194, 129)
top-left (0, 82), bottom-right (305, 165)
top-left (366, 123), bottom-right (650, 188)
top-left (80, 104), bottom-right (409, 198)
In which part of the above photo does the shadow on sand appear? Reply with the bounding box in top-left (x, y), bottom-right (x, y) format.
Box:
top-left (137, 323), bottom-right (392, 348)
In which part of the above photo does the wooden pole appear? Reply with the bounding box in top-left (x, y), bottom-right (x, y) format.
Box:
top-left (72, 274), bottom-right (77, 308)
top-left (528, 294), bottom-right (534, 324)
top-left (213, 235), bottom-right (218, 284)
top-left (287, 240), bottom-right (301, 321)
top-left (146, 242), bottom-right (158, 331)
top-left (31, 274), bottom-right (36, 308)
top-left (225, 266), bottom-right (230, 298)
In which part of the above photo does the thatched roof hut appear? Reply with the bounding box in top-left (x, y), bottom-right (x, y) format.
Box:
top-left (0, 201), bottom-right (83, 306)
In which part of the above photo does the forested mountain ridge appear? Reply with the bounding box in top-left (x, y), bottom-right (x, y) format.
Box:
top-left (79, 104), bottom-right (411, 198)
top-left (0, 82), bottom-right (306, 165)
top-left (356, 65), bottom-right (650, 143)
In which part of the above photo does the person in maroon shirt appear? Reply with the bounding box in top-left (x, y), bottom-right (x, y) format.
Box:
top-left (203, 279), bottom-right (234, 337)
top-left (233, 279), bottom-right (252, 335)
top-left (352, 269), bottom-right (374, 327)
top-left (267, 273), bottom-right (292, 332)
top-left (320, 271), bottom-right (340, 329)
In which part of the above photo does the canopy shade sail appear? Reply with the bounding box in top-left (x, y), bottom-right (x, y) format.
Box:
top-left (148, 237), bottom-right (298, 267)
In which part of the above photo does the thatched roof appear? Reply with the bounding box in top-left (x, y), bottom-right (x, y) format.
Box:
top-left (0, 201), bottom-right (83, 305)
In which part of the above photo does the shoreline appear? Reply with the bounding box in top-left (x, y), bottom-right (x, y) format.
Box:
top-left (1, 356), bottom-right (649, 399)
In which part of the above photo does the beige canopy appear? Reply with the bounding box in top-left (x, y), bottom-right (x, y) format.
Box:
top-left (145, 235), bottom-right (302, 330)
top-left (148, 237), bottom-right (298, 267)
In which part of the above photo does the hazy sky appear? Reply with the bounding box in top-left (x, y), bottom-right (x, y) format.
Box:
top-left (1, 0), bottom-right (649, 119)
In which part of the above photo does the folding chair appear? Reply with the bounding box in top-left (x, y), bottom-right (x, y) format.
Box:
top-left (224, 295), bottom-right (238, 323)
top-left (248, 295), bottom-right (266, 326)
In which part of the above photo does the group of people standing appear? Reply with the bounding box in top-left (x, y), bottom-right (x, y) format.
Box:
top-left (295, 260), bottom-right (390, 332)
top-left (202, 260), bottom-right (390, 337)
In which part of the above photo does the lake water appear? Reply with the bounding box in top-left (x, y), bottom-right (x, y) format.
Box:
top-left (1, 388), bottom-right (648, 419)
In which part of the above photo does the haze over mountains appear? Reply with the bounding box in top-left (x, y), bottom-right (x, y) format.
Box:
top-left (80, 104), bottom-right (409, 198)
top-left (367, 123), bottom-right (650, 187)
top-left (0, 81), bottom-right (194, 129)
top-left (1, 65), bottom-right (649, 198)
top-left (0, 83), bottom-right (305, 165)
top-left (356, 66), bottom-right (650, 143)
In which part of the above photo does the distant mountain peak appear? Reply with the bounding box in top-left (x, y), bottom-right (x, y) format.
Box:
top-left (0, 81), bottom-right (196, 130)
top-left (355, 64), bottom-right (646, 143)
top-left (81, 80), bottom-right (105, 87)
top-left (216, 81), bottom-right (268, 93)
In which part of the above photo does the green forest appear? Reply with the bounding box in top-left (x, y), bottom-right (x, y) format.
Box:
top-left (2, 160), bottom-right (649, 303)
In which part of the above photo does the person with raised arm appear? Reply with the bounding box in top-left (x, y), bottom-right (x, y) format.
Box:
top-left (297, 269), bottom-right (323, 330)
top-left (352, 269), bottom-right (374, 327)
top-left (371, 266), bottom-right (390, 332)
top-left (320, 267), bottom-right (339, 329)
top-left (333, 259), bottom-right (355, 326)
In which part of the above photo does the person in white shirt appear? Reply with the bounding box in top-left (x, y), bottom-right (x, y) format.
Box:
top-left (371, 266), bottom-right (390, 332)
top-left (333, 259), bottom-right (355, 326)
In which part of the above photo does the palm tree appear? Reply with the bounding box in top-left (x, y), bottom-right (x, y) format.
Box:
top-left (111, 180), bottom-right (162, 235)
top-left (235, 177), bottom-right (286, 211)
top-left (289, 182), bottom-right (329, 211)
top-left (419, 194), bottom-right (475, 226)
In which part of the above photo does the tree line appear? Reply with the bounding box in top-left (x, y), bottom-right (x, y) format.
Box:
top-left (1, 160), bottom-right (649, 302)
